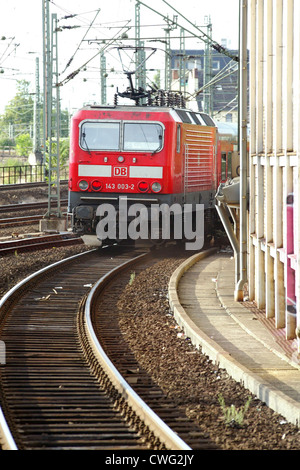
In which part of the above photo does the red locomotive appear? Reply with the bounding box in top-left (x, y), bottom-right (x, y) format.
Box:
top-left (68, 100), bottom-right (237, 243)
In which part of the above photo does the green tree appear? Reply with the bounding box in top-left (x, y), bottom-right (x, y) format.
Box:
top-left (0, 137), bottom-right (14, 148)
top-left (60, 109), bottom-right (70, 138)
top-left (44, 138), bottom-right (70, 182)
top-left (0, 80), bottom-right (34, 138)
top-left (0, 80), bottom-right (70, 141)
top-left (15, 134), bottom-right (32, 157)
top-left (153, 70), bottom-right (161, 89)
top-left (59, 138), bottom-right (70, 165)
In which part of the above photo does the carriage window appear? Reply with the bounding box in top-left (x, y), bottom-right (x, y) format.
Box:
top-left (123, 123), bottom-right (163, 151)
top-left (200, 113), bottom-right (216, 127)
top-left (221, 152), bottom-right (227, 180)
top-left (227, 152), bottom-right (232, 178)
top-left (176, 124), bottom-right (181, 153)
top-left (80, 122), bottom-right (120, 150)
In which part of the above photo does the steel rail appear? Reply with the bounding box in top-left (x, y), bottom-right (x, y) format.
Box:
top-left (0, 246), bottom-right (191, 450)
top-left (84, 255), bottom-right (192, 451)
top-left (0, 233), bottom-right (82, 255)
top-left (0, 181), bottom-right (68, 191)
top-left (0, 213), bottom-right (67, 228)
top-left (0, 200), bottom-right (68, 214)
top-left (0, 406), bottom-right (18, 450)
top-left (0, 215), bottom-right (45, 227)
top-left (0, 249), bottom-right (98, 450)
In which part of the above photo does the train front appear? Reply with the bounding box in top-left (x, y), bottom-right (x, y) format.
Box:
top-left (68, 105), bottom-right (175, 242)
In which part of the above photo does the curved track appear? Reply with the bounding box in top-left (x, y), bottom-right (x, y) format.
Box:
top-left (85, 251), bottom-right (218, 450)
top-left (0, 246), bottom-right (195, 450)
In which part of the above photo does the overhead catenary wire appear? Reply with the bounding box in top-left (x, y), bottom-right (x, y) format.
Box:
top-left (49, 1), bottom-right (100, 25)
top-left (213, 95), bottom-right (238, 116)
top-left (58, 22), bottom-right (132, 87)
top-left (0, 1), bottom-right (239, 116)
top-left (137, 0), bottom-right (239, 62)
top-left (187, 60), bottom-right (239, 101)
top-left (61, 8), bottom-right (101, 74)
top-left (0, 38), bottom-right (20, 67)
top-left (161, 0), bottom-right (238, 61)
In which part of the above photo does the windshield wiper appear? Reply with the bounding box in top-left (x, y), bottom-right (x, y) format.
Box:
top-left (151, 135), bottom-right (163, 155)
top-left (151, 145), bottom-right (161, 155)
top-left (81, 130), bottom-right (92, 156)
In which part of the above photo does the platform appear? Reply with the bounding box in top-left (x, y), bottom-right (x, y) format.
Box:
top-left (168, 248), bottom-right (300, 426)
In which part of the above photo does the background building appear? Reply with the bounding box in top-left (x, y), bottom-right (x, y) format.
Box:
top-left (171, 47), bottom-right (240, 122)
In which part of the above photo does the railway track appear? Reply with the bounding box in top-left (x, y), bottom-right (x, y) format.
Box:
top-left (0, 246), bottom-right (203, 450)
top-left (0, 215), bottom-right (49, 229)
top-left (0, 182), bottom-right (68, 192)
top-left (0, 200), bottom-right (68, 215)
top-left (0, 200), bottom-right (69, 230)
top-left (85, 251), bottom-right (218, 450)
top-left (0, 233), bottom-right (83, 256)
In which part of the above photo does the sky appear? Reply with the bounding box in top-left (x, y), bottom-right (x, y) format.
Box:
top-left (0, 0), bottom-right (239, 114)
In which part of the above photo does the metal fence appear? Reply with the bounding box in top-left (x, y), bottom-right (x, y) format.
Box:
top-left (0, 165), bottom-right (69, 185)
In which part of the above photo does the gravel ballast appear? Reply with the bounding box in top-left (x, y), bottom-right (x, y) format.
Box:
top-left (117, 257), bottom-right (300, 450)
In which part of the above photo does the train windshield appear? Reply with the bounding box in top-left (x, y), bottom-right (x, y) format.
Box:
top-left (79, 121), bottom-right (163, 152)
top-left (123, 123), bottom-right (163, 151)
top-left (80, 122), bottom-right (120, 150)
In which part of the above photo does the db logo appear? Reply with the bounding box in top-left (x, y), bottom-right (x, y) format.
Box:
top-left (113, 167), bottom-right (128, 177)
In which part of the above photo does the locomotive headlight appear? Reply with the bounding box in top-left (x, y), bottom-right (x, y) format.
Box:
top-left (78, 180), bottom-right (89, 191)
top-left (151, 182), bottom-right (162, 193)
top-left (138, 181), bottom-right (149, 192)
top-left (91, 180), bottom-right (102, 191)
